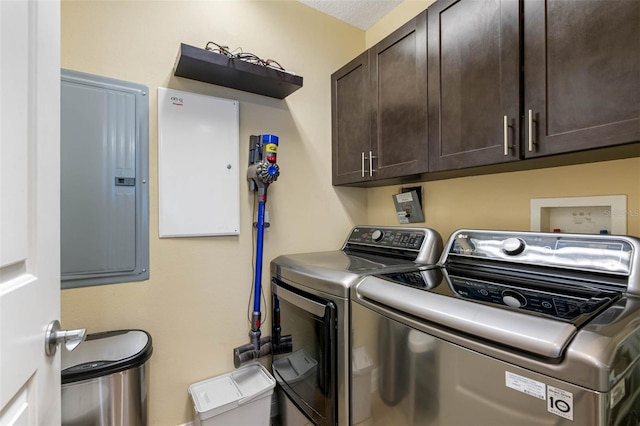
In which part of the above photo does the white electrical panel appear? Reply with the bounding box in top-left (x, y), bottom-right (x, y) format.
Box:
top-left (158, 88), bottom-right (239, 237)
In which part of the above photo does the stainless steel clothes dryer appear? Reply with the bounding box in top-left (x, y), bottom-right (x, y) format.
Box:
top-left (270, 226), bottom-right (443, 426)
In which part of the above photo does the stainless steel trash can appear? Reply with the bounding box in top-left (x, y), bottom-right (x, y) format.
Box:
top-left (61, 329), bottom-right (153, 426)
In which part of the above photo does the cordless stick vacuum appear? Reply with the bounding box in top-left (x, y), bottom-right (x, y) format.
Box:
top-left (233, 134), bottom-right (280, 368)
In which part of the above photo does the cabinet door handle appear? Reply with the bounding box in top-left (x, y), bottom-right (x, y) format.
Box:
top-left (528, 109), bottom-right (535, 152)
top-left (361, 152), bottom-right (366, 177)
top-left (369, 151), bottom-right (376, 177)
top-left (503, 115), bottom-right (510, 156)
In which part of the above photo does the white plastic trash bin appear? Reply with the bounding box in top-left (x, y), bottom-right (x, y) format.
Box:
top-left (189, 362), bottom-right (276, 426)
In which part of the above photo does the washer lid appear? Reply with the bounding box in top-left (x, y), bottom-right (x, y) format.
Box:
top-left (356, 275), bottom-right (577, 359)
top-left (61, 329), bottom-right (152, 384)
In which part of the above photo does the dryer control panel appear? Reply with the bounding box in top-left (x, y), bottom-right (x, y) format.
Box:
top-left (347, 227), bottom-right (424, 250)
top-left (343, 226), bottom-right (443, 265)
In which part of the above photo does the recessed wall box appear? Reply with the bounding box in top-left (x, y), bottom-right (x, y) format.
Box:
top-left (173, 43), bottom-right (303, 99)
top-left (530, 195), bottom-right (627, 235)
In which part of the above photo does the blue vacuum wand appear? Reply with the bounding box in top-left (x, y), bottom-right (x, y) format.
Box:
top-left (234, 134), bottom-right (280, 368)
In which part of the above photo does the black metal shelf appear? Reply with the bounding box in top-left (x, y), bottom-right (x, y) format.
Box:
top-left (173, 43), bottom-right (303, 99)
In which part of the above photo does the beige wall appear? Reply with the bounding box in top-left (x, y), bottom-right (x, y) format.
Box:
top-left (60, 1), bottom-right (366, 424)
top-left (367, 158), bottom-right (640, 239)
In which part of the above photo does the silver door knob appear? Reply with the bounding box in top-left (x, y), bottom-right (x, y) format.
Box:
top-left (45, 320), bottom-right (86, 357)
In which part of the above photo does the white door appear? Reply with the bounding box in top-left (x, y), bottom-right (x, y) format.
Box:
top-left (0, 0), bottom-right (62, 424)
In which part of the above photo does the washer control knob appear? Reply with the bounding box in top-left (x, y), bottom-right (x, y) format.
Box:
top-left (371, 229), bottom-right (384, 242)
top-left (502, 290), bottom-right (527, 308)
top-left (502, 238), bottom-right (526, 255)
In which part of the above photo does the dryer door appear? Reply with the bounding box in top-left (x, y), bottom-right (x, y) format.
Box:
top-left (272, 279), bottom-right (337, 426)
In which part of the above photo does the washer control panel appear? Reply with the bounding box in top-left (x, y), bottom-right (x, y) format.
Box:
top-left (378, 268), bottom-right (618, 323)
top-left (449, 275), bottom-right (614, 321)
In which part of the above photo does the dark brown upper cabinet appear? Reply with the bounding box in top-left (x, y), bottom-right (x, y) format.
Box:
top-left (429, 0), bottom-right (639, 172)
top-left (428, 0), bottom-right (521, 172)
top-left (524, 0), bottom-right (640, 158)
top-left (332, 52), bottom-right (371, 186)
top-left (332, 11), bottom-right (428, 186)
top-left (371, 12), bottom-right (429, 181)
top-left (334, 0), bottom-right (639, 182)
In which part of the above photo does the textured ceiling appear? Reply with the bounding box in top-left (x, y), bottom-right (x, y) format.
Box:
top-left (297, 0), bottom-right (404, 30)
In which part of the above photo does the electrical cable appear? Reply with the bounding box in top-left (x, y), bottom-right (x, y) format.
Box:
top-left (205, 41), bottom-right (292, 74)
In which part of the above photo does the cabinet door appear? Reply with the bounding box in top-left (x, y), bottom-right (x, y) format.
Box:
top-left (332, 52), bottom-right (371, 185)
top-left (428, 0), bottom-right (520, 171)
top-left (524, 0), bottom-right (640, 158)
top-left (371, 11), bottom-right (428, 180)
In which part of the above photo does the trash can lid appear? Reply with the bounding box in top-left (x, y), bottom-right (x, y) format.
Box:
top-left (62, 329), bottom-right (152, 384)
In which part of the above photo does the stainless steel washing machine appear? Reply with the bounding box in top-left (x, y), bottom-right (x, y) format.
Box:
top-left (270, 226), bottom-right (443, 426)
top-left (352, 229), bottom-right (640, 425)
